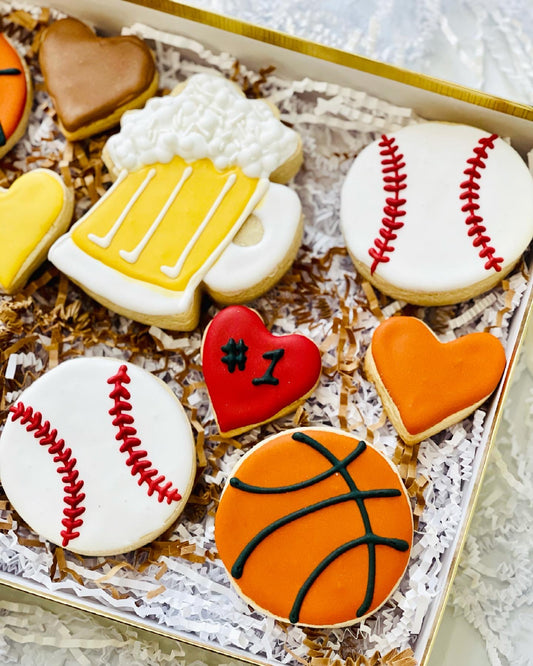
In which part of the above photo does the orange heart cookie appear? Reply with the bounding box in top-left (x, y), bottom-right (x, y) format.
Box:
top-left (38, 18), bottom-right (158, 141)
top-left (365, 316), bottom-right (506, 444)
top-left (0, 170), bottom-right (74, 294)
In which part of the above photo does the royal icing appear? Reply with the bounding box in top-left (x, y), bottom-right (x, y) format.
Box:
top-left (49, 74), bottom-right (302, 328)
top-left (202, 306), bottom-right (322, 435)
top-left (0, 169), bottom-right (72, 294)
top-left (340, 122), bottom-right (533, 300)
top-left (106, 73), bottom-right (299, 178)
top-left (0, 34), bottom-right (27, 149)
top-left (0, 358), bottom-right (196, 556)
top-left (38, 18), bottom-right (157, 135)
top-left (367, 316), bottom-right (506, 439)
top-left (215, 428), bottom-right (413, 626)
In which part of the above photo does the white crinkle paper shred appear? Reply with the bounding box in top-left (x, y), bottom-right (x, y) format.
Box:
top-left (0, 3), bottom-right (532, 665)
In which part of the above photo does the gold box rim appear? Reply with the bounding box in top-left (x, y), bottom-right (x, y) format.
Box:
top-left (126, 0), bottom-right (533, 121)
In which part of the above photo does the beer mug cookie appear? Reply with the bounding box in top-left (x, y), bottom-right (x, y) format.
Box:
top-left (340, 122), bottom-right (533, 305)
top-left (49, 73), bottom-right (303, 330)
top-left (0, 34), bottom-right (32, 158)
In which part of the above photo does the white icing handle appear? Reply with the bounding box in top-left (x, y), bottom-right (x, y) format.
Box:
top-left (203, 182), bottom-right (302, 297)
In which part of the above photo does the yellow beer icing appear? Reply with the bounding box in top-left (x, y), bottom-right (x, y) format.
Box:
top-left (72, 156), bottom-right (260, 291)
top-left (0, 171), bottom-right (65, 288)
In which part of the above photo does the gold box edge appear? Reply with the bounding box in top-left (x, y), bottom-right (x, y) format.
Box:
top-left (124, 0), bottom-right (533, 121)
top-left (418, 281), bottom-right (533, 665)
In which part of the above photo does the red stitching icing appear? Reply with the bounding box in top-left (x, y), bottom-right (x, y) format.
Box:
top-left (368, 134), bottom-right (407, 274)
top-left (459, 133), bottom-right (503, 272)
top-left (107, 365), bottom-right (182, 505)
top-left (9, 402), bottom-right (85, 547)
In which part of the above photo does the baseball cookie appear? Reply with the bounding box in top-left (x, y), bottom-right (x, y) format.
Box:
top-left (0, 169), bottom-right (74, 294)
top-left (0, 33), bottom-right (32, 158)
top-left (38, 18), bottom-right (158, 141)
top-left (365, 316), bottom-right (507, 444)
top-left (202, 305), bottom-right (321, 437)
top-left (340, 122), bottom-right (533, 305)
top-left (215, 427), bottom-right (413, 627)
top-left (0, 358), bottom-right (196, 556)
top-left (49, 73), bottom-right (303, 331)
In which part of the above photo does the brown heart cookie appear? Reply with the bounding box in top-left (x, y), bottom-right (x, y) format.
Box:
top-left (39, 18), bottom-right (158, 141)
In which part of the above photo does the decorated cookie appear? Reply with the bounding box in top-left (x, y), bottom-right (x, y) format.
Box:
top-left (49, 73), bottom-right (303, 330)
top-left (38, 18), bottom-right (158, 141)
top-left (340, 122), bottom-right (533, 306)
top-left (215, 427), bottom-right (413, 626)
top-left (0, 358), bottom-right (196, 556)
top-left (202, 306), bottom-right (321, 436)
top-left (365, 316), bottom-right (507, 444)
top-left (0, 169), bottom-right (74, 294)
top-left (0, 34), bottom-right (32, 158)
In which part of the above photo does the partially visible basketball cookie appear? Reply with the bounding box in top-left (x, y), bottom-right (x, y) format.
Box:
top-left (39, 18), bottom-right (158, 141)
top-left (365, 316), bottom-right (507, 444)
top-left (0, 33), bottom-right (32, 158)
top-left (215, 427), bottom-right (413, 627)
top-left (340, 122), bottom-right (533, 306)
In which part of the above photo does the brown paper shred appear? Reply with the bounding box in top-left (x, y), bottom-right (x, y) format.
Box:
top-left (5, 9), bottom-right (38, 30)
top-left (392, 439), bottom-right (420, 486)
top-left (360, 281), bottom-right (384, 321)
top-left (488, 279), bottom-right (515, 331)
top-left (141, 538), bottom-right (212, 564)
top-left (50, 547), bottom-right (85, 586)
top-left (146, 584), bottom-right (165, 600)
top-left (94, 562), bottom-right (136, 586)
top-left (0, 335), bottom-right (39, 363)
top-left (308, 648), bottom-right (416, 666)
top-left (154, 560), bottom-right (168, 581)
top-left (20, 267), bottom-right (60, 296)
top-left (407, 475), bottom-right (429, 527)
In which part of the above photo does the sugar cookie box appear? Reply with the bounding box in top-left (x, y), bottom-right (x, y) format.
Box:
top-left (1, 2), bottom-right (533, 666)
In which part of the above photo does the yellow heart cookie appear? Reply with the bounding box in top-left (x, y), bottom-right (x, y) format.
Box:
top-left (0, 169), bottom-right (73, 294)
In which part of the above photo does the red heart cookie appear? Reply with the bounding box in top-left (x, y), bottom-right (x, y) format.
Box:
top-left (39, 18), bottom-right (158, 140)
top-left (365, 316), bottom-right (506, 444)
top-left (202, 306), bottom-right (322, 436)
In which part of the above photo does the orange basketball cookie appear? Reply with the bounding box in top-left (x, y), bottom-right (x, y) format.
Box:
top-left (215, 427), bottom-right (413, 627)
top-left (365, 316), bottom-right (507, 444)
top-left (0, 34), bottom-right (32, 158)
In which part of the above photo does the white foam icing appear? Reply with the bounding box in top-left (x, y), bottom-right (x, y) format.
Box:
top-left (340, 122), bottom-right (533, 295)
top-left (105, 73), bottom-right (299, 178)
top-left (0, 358), bottom-right (196, 556)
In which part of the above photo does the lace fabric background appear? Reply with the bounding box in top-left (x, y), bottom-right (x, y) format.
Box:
top-left (0, 1), bottom-right (532, 665)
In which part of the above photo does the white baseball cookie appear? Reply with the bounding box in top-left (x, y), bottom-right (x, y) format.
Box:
top-left (49, 73), bottom-right (303, 331)
top-left (0, 358), bottom-right (196, 556)
top-left (340, 122), bottom-right (533, 305)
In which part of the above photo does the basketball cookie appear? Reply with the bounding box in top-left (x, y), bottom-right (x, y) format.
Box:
top-left (202, 305), bottom-right (321, 437)
top-left (0, 358), bottom-right (196, 556)
top-left (0, 169), bottom-right (74, 294)
top-left (215, 427), bottom-right (413, 627)
top-left (365, 316), bottom-right (507, 444)
top-left (39, 18), bottom-right (158, 141)
top-left (0, 33), bottom-right (32, 158)
top-left (49, 73), bottom-right (303, 331)
top-left (340, 122), bottom-right (533, 306)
